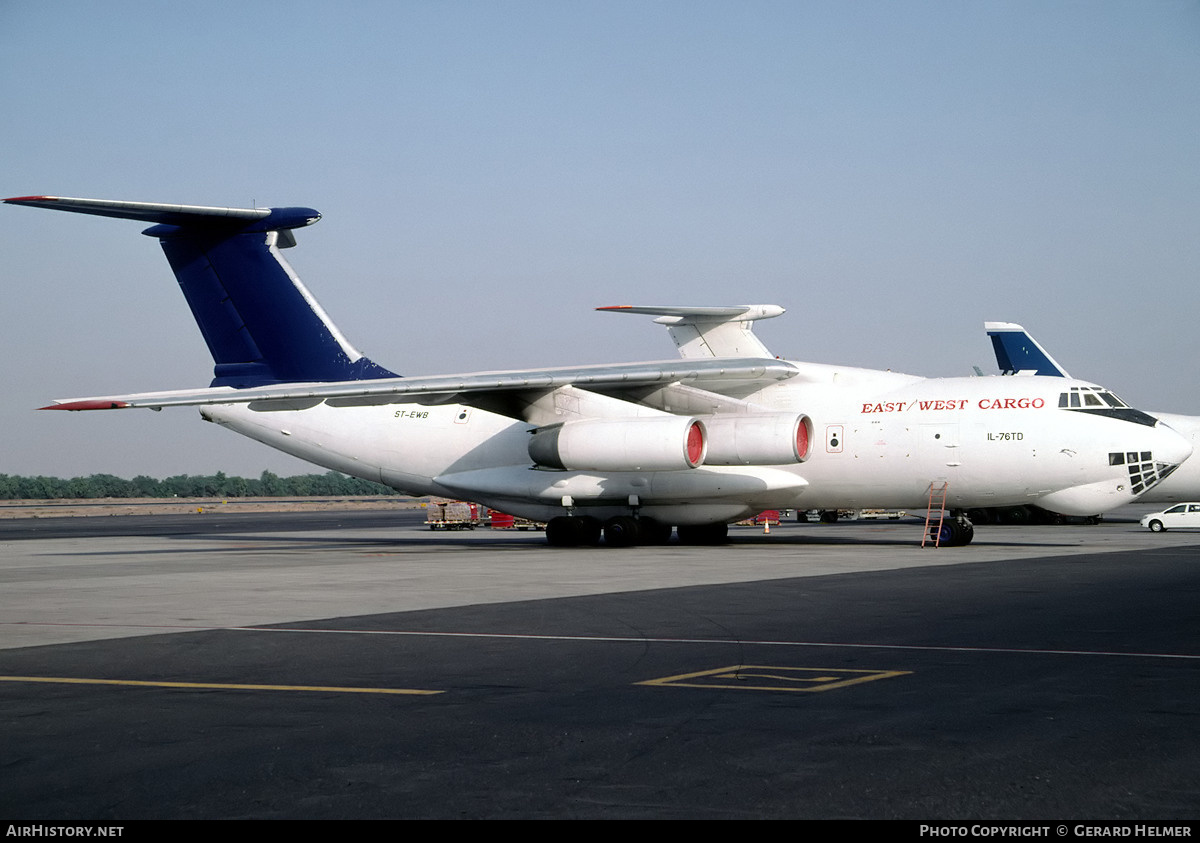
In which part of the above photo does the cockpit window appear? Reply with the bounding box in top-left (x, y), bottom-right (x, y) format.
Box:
top-left (1059, 387), bottom-right (1130, 408)
top-left (1061, 387), bottom-right (1155, 426)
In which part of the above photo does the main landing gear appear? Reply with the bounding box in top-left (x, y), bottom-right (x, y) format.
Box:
top-left (544, 515), bottom-right (728, 547)
top-left (544, 515), bottom-right (602, 547)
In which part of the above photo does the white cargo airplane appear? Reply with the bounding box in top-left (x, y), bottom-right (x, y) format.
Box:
top-left (5, 195), bottom-right (1192, 547)
top-left (986, 321), bottom-right (1200, 505)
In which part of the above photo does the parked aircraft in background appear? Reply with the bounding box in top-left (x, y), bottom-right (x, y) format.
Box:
top-left (5, 195), bottom-right (1191, 547)
top-left (986, 321), bottom-right (1074, 379)
top-left (986, 322), bottom-right (1200, 505)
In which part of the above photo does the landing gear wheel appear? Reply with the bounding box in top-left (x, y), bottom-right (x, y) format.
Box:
top-left (999, 506), bottom-right (1029, 525)
top-left (578, 516), bottom-right (602, 546)
top-left (603, 516), bottom-right (641, 548)
top-left (819, 510), bottom-right (840, 523)
top-left (546, 516), bottom-right (581, 547)
top-left (935, 520), bottom-right (959, 546)
top-left (638, 518), bottom-right (673, 545)
top-left (546, 516), bottom-right (602, 547)
top-left (936, 518), bottom-right (975, 547)
top-left (677, 522), bottom-right (729, 545)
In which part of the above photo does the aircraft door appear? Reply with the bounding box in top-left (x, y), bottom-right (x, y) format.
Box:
top-left (919, 422), bottom-right (962, 484)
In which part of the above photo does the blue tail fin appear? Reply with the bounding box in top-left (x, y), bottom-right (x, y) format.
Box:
top-left (984, 321), bottom-right (1070, 378)
top-left (5, 196), bottom-right (397, 388)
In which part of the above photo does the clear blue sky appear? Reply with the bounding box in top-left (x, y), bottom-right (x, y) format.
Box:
top-left (3, 0), bottom-right (1198, 478)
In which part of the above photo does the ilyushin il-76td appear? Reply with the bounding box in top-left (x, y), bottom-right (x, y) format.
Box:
top-left (6, 196), bottom-right (1192, 547)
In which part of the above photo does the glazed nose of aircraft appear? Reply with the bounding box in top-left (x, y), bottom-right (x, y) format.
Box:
top-left (1039, 418), bottom-right (1195, 517)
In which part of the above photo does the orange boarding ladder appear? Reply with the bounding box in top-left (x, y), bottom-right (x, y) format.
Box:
top-left (922, 482), bottom-right (949, 547)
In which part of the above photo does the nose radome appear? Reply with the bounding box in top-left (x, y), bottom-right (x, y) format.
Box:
top-left (1156, 421), bottom-right (1195, 468)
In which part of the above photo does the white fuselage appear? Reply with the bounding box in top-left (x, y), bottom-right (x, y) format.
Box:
top-left (13, 198), bottom-right (1190, 533)
top-left (198, 361), bottom-right (1192, 525)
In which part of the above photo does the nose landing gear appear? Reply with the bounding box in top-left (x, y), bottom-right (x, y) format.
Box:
top-left (933, 514), bottom-right (975, 547)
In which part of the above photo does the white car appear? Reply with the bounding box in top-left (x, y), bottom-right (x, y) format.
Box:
top-left (1141, 503), bottom-right (1200, 532)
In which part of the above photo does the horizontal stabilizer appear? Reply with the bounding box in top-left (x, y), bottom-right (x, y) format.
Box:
top-left (3, 195), bottom-right (289, 226)
top-left (5, 195), bottom-right (396, 388)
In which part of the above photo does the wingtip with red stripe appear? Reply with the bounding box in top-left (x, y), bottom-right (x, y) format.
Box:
top-left (39, 399), bottom-right (131, 411)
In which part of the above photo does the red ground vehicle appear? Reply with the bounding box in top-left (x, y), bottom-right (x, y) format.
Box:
top-left (488, 510), bottom-right (544, 530)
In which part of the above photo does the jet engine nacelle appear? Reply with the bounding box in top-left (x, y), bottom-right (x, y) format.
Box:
top-left (701, 413), bottom-right (812, 466)
top-left (528, 416), bottom-right (706, 471)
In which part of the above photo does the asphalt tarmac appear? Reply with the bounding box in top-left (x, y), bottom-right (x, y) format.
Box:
top-left (2, 510), bottom-right (1198, 819)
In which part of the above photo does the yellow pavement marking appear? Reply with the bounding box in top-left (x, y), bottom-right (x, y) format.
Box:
top-left (0, 675), bottom-right (441, 695)
top-left (637, 665), bottom-right (911, 692)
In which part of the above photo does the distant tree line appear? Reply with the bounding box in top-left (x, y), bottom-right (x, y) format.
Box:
top-left (0, 471), bottom-right (400, 500)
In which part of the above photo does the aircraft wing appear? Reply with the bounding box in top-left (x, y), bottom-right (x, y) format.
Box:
top-left (41, 358), bottom-right (800, 411)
